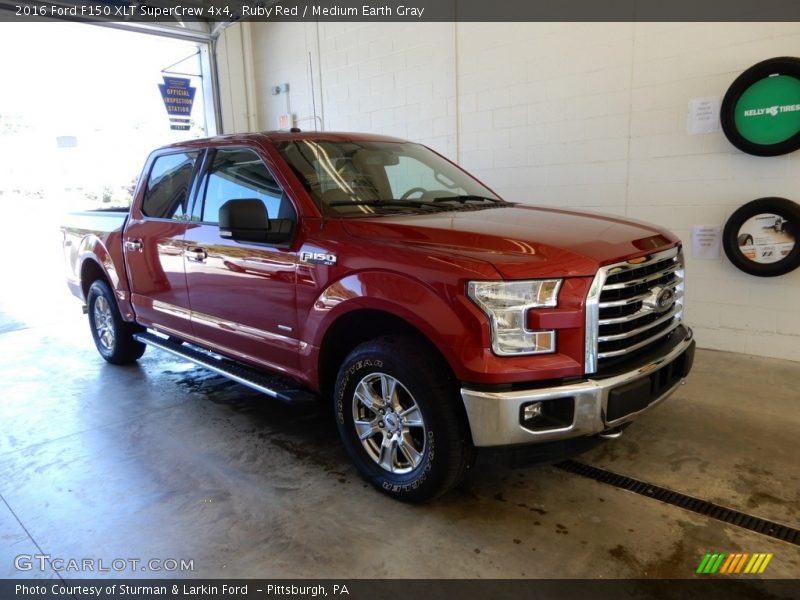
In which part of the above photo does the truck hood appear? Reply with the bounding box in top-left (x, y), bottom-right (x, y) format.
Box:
top-left (342, 205), bottom-right (677, 278)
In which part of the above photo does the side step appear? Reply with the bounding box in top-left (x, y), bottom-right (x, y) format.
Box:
top-left (134, 332), bottom-right (317, 404)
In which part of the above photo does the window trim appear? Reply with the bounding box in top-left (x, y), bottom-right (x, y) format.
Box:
top-left (187, 149), bottom-right (211, 223)
top-left (139, 149), bottom-right (203, 221)
top-left (190, 146), bottom-right (295, 226)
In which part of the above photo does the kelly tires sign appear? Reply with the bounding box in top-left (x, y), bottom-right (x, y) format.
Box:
top-left (721, 57), bottom-right (800, 156)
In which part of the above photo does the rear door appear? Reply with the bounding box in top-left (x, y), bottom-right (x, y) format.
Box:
top-left (124, 150), bottom-right (201, 338)
top-left (183, 147), bottom-right (301, 373)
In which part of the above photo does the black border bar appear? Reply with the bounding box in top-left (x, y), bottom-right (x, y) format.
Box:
top-left (2, 0), bottom-right (800, 23)
top-left (3, 579), bottom-right (800, 600)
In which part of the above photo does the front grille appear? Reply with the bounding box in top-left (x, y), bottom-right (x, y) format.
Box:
top-left (585, 247), bottom-right (684, 374)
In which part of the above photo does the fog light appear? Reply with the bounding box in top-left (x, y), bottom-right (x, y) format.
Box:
top-left (523, 402), bottom-right (543, 421)
top-left (519, 397), bottom-right (575, 432)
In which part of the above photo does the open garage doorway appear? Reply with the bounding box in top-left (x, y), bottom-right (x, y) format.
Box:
top-left (0, 20), bottom-right (216, 330)
top-left (0, 21), bottom-right (215, 210)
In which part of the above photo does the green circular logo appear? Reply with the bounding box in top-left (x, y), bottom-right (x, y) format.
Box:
top-left (734, 75), bottom-right (800, 145)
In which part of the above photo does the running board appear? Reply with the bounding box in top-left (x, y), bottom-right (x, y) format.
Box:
top-left (134, 332), bottom-right (317, 404)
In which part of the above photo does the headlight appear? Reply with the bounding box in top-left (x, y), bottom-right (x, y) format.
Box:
top-left (467, 279), bottom-right (562, 356)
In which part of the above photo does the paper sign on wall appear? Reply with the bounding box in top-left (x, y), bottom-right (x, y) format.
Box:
top-left (692, 225), bottom-right (722, 259)
top-left (278, 113), bottom-right (294, 129)
top-left (687, 97), bottom-right (721, 135)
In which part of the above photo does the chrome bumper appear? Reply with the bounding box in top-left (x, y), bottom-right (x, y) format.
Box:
top-left (461, 328), bottom-right (694, 447)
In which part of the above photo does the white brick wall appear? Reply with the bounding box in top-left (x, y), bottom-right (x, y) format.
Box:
top-left (216, 25), bottom-right (251, 133)
top-left (244, 21), bottom-right (800, 361)
top-left (250, 22), bottom-right (456, 157)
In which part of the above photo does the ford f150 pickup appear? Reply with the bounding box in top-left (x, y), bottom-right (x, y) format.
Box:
top-left (62, 131), bottom-right (695, 501)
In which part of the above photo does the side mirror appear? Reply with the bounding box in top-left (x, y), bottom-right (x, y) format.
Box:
top-left (218, 198), bottom-right (294, 245)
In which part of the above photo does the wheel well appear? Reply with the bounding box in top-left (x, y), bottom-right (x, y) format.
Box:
top-left (317, 309), bottom-right (455, 399)
top-left (80, 259), bottom-right (109, 300)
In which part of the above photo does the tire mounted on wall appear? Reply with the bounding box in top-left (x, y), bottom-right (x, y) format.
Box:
top-left (722, 197), bottom-right (800, 277)
top-left (720, 57), bottom-right (800, 156)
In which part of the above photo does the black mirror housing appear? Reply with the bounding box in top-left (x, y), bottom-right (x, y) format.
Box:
top-left (218, 199), bottom-right (294, 245)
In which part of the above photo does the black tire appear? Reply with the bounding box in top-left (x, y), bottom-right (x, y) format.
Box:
top-left (720, 57), bottom-right (800, 156)
top-left (87, 280), bottom-right (146, 364)
top-left (334, 335), bottom-right (472, 502)
top-left (722, 197), bottom-right (800, 277)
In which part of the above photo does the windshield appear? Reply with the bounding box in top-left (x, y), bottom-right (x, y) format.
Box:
top-left (275, 139), bottom-right (507, 216)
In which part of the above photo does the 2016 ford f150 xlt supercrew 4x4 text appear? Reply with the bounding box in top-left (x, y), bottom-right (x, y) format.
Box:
top-left (62, 131), bottom-right (695, 501)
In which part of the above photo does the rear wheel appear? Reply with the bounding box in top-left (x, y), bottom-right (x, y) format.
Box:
top-left (334, 335), bottom-right (472, 502)
top-left (87, 280), bottom-right (145, 365)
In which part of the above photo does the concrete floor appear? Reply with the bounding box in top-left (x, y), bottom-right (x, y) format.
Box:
top-left (0, 218), bottom-right (798, 580)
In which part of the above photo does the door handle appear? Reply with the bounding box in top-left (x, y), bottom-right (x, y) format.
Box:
top-left (185, 248), bottom-right (208, 262)
top-left (124, 239), bottom-right (143, 252)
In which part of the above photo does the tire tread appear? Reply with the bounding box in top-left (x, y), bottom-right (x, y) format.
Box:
top-left (87, 280), bottom-right (145, 365)
top-left (334, 334), bottom-right (472, 502)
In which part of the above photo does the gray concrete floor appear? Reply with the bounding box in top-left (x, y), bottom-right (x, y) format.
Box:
top-left (0, 225), bottom-right (798, 579)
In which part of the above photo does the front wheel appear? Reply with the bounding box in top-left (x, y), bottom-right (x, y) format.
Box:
top-left (87, 280), bottom-right (145, 365)
top-left (334, 335), bottom-right (473, 502)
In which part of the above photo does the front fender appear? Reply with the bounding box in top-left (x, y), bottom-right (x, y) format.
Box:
top-left (304, 271), bottom-right (483, 377)
top-left (303, 271), bottom-right (589, 386)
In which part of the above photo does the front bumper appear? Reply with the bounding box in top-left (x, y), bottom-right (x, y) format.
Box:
top-left (461, 328), bottom-right (695, 447)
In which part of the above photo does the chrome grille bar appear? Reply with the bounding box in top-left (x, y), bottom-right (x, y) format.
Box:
top-left (599, 290), bottom-right (657, 308)
top-left (597, 320), bottom-right (683, 359)
top-left (601, 264), bottom-right (681, 290)
top-left (584, 246), bottom-right (685, 374)
top-left (597, 304), bottom-right (683, 342)
top-left (599, 290), bottom-right (684, 324)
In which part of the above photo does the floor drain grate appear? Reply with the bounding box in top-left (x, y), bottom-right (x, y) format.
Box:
top-left (556, 460), bottom-right (800, 546)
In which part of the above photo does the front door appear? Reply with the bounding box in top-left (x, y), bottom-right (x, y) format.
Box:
top-left (183, 147), bottom-right (301, 375)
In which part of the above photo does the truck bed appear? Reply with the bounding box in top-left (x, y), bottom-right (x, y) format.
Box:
top-left (62, 208), bottom-right (129, 302)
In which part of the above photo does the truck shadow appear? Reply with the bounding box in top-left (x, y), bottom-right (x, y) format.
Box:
top-left (166, 362), bottom-right (561, 499)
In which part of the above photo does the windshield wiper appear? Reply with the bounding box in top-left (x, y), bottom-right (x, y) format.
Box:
top-left (328, 199), bottom-right (440, 210)
top-left (431, 195), bottom-right (505, 204)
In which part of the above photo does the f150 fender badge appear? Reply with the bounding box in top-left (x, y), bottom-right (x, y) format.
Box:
top-left (301, 251), bottom-right (337, 266)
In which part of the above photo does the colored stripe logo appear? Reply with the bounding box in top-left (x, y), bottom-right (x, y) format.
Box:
top-left (696, 552), bottom-right (773, 574)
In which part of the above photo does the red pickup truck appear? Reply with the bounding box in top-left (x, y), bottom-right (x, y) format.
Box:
top-left (62, 131), bottom-right (694, 501)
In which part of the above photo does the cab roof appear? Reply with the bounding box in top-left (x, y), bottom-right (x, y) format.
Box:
top-left (159, 130), bottom-right (410, 151)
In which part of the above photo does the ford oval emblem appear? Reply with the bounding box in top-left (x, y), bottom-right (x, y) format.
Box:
top-left (643, 285), bottom-right (675, 314)
top-left (655, 287), bottom-right (675, 312)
